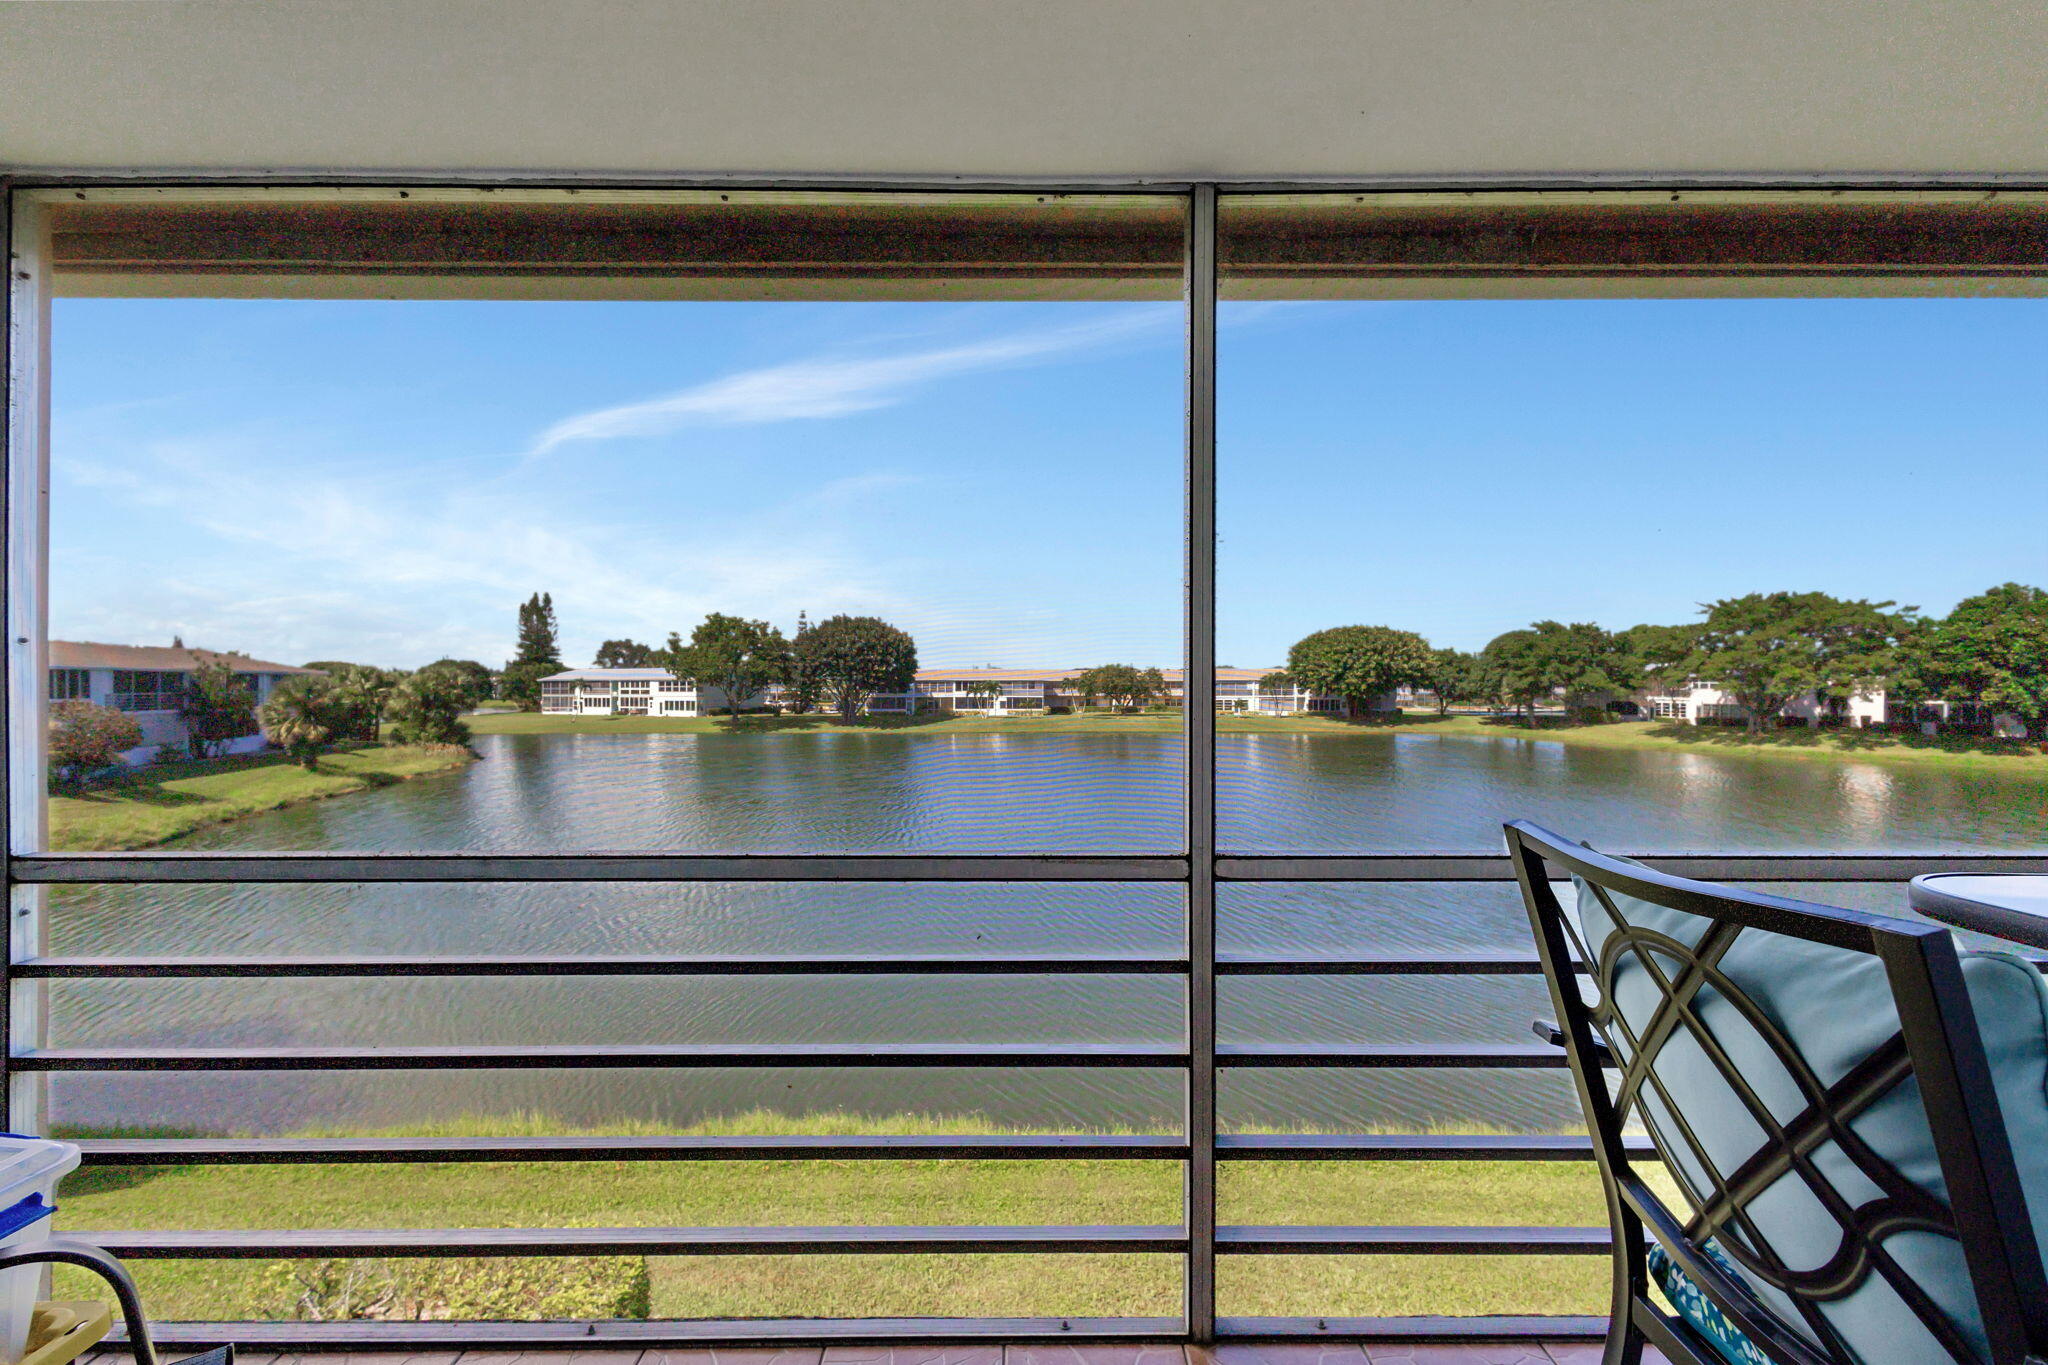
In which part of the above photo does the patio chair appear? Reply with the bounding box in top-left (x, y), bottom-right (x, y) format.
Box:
top-left (1504, 820), bottom-right (2048, 1365)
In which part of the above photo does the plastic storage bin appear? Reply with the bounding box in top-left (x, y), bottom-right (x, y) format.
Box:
top-left (0, 1137), bottom-right (82, 1363)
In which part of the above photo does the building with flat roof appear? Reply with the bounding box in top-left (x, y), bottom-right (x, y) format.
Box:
top-left (48, 641), bottom-right (321, 765)
top-left (546, 666), bottom-right (1358, 717)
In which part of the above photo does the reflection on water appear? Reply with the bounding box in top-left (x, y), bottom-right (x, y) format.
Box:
top-left (45, 731), bottom-right (2048, 1136)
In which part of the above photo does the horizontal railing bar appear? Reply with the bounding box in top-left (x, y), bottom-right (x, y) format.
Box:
top-left (1219, 1043), bottom-right (1562, 1068)
top-left (100, 1314), bottom-right (1607, 1350)
top-left (1218, 952), bottom-right (1548, 975)
top-left (13, 850), bottom-right (2036, 885)
top-left (16, 1042), bottom-right (1190, 1071)
top-left (65, 1132), bottom-right (1653, 1166)
top-left (20, 1042), bottom-right (1559, 1071)
top-left (1220, 1225), bottom-right (1610, 1254)
top-left (1218, 1133), bottom-right (1657, 1160)
top-left (69, 1222), bottom-right (1605, 1259)
top-left (66, 1132), bottom-right (1659, 1166)
top-left (19, 951), bottom-right (1190, 978)
top-left (1218, 853), bottom-right (2048, 882)
top-left (10, 853), bottom-right (1188, 883)
top-left (108, 1317), bottom-right (1195, 1350)
top-left (1219, 1315), bottom-right (1607, 1341)
top-left (73, 1224), bottom-right (1190, 1258)
top-left (74, 1133), bottom-right (1192, 1164)
top-left (19, 950), bottom-right (1570, 978)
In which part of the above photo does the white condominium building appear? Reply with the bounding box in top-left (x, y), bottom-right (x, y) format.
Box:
top-left (544, 666), bottom-right (1355, 716)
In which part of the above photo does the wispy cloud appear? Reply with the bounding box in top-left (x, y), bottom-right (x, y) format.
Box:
top-left (56, 438), bottom-right (924, 668)
top-left (527, 307), bottom-right (1174, 458)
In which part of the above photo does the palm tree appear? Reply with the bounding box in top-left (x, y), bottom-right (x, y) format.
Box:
top-left (260, 679), bottom-right (337, 770)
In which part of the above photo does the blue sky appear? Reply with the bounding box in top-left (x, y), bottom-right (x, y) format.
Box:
top-left (50, 295), bottom-right (2048, 671)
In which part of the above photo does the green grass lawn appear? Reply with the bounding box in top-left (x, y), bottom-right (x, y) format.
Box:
top-left (1321, 713), bottom-right (2048, 779)
top-left (48, 742), bottom-right (477, 851)
top-left (52, 1112), bottom-right (1642, 1322)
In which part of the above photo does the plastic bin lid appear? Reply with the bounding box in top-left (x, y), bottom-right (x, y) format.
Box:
top-left (0, 1137), bottom-right (81, 1200)
top-left (0, 1196), bottom-right (53, 1241)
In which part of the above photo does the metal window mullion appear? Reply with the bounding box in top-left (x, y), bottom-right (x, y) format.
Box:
top-left (1183, 183), bottom-right (1219, 1344)
top-left (4, 188), bottom-right (53, 1137)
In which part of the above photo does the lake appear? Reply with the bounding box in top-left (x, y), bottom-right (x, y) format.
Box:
top-left (44, 731), bottom-right (2048, 1136)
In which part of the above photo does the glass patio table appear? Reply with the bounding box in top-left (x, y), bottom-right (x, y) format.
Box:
top-left (1909, 873), bottom-right (2048, 951)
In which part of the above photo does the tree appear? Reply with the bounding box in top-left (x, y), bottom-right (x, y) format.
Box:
top-left (47, 701), bottom-right (142, 786)
top-left (324, 664), bottom-right (398, 742)
top-left (1619, 623), bottom-right (1700, 699)
top-left (515, 593), bottom-right (561, 667)
top-left (260, 678), bottom-right (346, 770)
top-left (1478, 629), bottom-right (1550, 723)
top-left (1532, 622), bottom-right (1641, 720)
top-left (1677, 592), bottom-right (1918, 734)
top-left (418, 658), bottom-right (495, 710)
top-left (793, 615), bottom-right (918, 721)
top-left (1910, 582), bottom-right (2048, 736)
top-left (386, 669), bottom-right (475, 746)
top-left (593, 639), bottom-right (657, 669)
top-left (1417, 649), bottom-right (1480, 716)
top-left (1285, 625), bottom-right (1434, 717)
top-left (1067, 664), bottom-right (1162, 712)
top-left (958, 679), bottom-right (1003, 709)
top-left (662, 614), bottom-right (792, 719)
top-left (178, 655), bottom-right (258, 758)
top-left (501, 593), bottom-right (565, 712)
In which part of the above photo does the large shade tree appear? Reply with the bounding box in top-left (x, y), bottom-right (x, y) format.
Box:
top-left (1418, 648), bottom-right (1481, 716)
top-left (794, 615), bottom-right (918, 721)
top-left (1285, 625), bottom-right (1433, 717)
top-left (1508, 621), bottom-right (1641, 720)
top-left (1478, 629), bottom-right (1549, 722)
top-left (662, 615), bottom-right (792, 718)
top-left (1069, 664), bottom-right (1164, 712)
top-left (1911, 582), bottom-right (2048, 736)
top-left (1676, 591), bottom-right (1917, 733)
top-left (593, 638), bottom-right (658, 669)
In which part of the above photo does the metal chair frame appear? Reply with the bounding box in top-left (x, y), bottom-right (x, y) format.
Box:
top-left (1505, 819), bottom-right (2048, 1365)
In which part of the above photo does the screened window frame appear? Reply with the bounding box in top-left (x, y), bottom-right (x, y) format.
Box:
top-left (6, 175), bottom-right (2048, 1353)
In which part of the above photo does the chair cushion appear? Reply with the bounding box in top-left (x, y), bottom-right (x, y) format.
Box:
top-left (1648, 1240), bottom-right (1773, 1365)
top-left (1575, 873), bottom-right (2048, 1364)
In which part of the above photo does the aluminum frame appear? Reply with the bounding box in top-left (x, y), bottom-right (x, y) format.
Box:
top-left (7, 175), bottom-right (2047, 1350)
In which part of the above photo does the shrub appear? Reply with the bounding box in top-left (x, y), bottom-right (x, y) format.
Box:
top-left (263, 1255), bottom-right (650, 1321)
top-left (47, 701), bottom-right (142, 786)
top-left (178, 656), bottom-right (259, 758)
top-left (386, 669), bottom-right (473, 747)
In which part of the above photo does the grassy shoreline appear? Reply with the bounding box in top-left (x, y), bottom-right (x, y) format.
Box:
top-left (48, 741), bottom-right (477, 851)
top-left (468, 709), bottom-right (2048, 779)
top-left (54, 1111), bottom-right (1623, 1321)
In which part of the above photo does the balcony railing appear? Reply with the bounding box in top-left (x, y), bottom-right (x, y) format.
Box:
top-left (7, 849), bottom-right (2040, 1352)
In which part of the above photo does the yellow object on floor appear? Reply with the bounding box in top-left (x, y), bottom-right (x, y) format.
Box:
top-left (13, 1302), bottom-right (110, 1365)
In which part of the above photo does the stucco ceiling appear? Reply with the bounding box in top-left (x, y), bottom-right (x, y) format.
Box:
top-left (2, 1), bottom-right (2047, 180)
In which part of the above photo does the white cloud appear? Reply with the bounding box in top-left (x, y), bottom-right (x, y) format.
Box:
top-left (527, 307), bottom-right (1173, 457)
top-left (53, 436), bottom-right (924, 669)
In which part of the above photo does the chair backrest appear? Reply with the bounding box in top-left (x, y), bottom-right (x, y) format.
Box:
top-left (1505, 820), bottom-right (2048, 1365)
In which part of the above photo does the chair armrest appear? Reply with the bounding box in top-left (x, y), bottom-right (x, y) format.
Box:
top-left (1533, 1017), bottom-right (1617, 1069)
